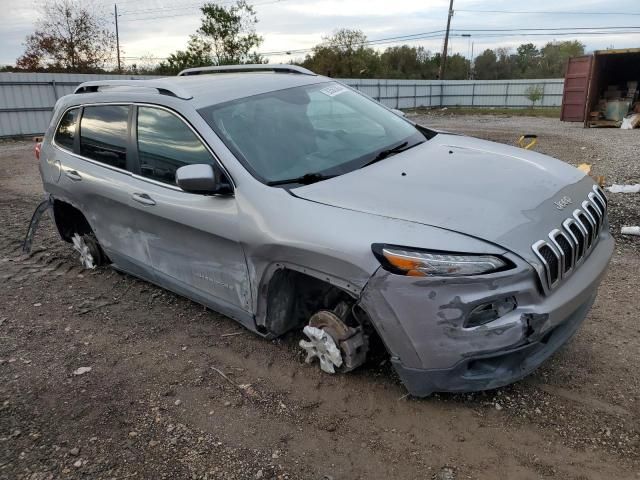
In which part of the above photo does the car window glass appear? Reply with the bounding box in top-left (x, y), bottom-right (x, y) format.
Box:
top-left (137, 107), bottom-right (214, 184)
top-left (306, 91), bottom-right (385, 137)
top-left (54, 108), bottom-right (79, 151)
top-left (79, 105), bottom-right (129, 169)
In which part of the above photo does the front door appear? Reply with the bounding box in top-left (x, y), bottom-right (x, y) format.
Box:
top-left (126, 105), bottom-right (252, 324)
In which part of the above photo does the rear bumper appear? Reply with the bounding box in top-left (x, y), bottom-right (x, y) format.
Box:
top-left (359, 231), bottom-right (614, 397)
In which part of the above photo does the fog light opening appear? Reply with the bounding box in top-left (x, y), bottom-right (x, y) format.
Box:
top-left (465, 297), bottom-right (517, 328)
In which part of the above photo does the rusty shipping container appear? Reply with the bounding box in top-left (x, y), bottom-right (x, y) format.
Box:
top-left (560, 48), bottom-right (640, 127)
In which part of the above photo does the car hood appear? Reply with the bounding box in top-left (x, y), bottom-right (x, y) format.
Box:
top-left (293, 134), bottom-right (594, 263)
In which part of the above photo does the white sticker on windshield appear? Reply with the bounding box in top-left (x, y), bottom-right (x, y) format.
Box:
top-left (320, 84), bottom-right (348, 97)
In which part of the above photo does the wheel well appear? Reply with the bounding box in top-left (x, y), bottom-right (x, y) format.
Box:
top-left (262, 268), bottom-right (354, 336)
top-left (52, 200), bottom-right (93, 242)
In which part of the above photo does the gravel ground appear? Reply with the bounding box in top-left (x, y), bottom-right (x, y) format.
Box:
top-left (1, 116), bottom-right (639, 479)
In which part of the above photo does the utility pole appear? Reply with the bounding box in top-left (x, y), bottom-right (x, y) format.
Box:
top-left (470, 41), bottom-right (475, 79)
top-left (439, 0), bottom-right (454, 80)
top-left (114, 4), bottom-right (121, 73)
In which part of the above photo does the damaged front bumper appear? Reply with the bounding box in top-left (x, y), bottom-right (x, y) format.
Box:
top-left (359, 231), bottom-right (614, 397)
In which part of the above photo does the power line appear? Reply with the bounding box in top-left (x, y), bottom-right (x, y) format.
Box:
top-left (466, 31), bottom-right (640, 38)
top-left (119, 11), bottom-right (201, 22)
top-left (456, 9), bottom-right (640, 16)
top-left (259, 30), bottom-right (448, 56)
top-left (457, 26), bottom-right (640, 32)
top-left (121, 27), bottom-right (640, 61)
top-left (257, 28), bottom-right (640, 57)
top-left (120, 0), bottom-right (236, 16)
top-left (119, 0), bottom-right (287, 20)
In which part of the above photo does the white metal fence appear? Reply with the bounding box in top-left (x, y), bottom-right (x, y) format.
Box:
top-left (0, 73), bottom-right (564, 137)
top-left (346, 78), bottom-right (564, 110)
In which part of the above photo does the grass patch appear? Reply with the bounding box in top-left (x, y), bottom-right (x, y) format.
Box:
top-left (407, 107), bottom-right (561, 118)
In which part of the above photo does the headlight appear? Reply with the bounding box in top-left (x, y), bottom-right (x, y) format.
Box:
top-left (372, 244), bottom-right (511, 277)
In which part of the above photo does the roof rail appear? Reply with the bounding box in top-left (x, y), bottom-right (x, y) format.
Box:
top-left (74, 80), bottom-right (193, 100)
top-left (177, 64), bottom-right (316, 77)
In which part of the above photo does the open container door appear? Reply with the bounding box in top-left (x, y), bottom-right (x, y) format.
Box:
top-left (585, 48), bottom-right (640, 128)
top-left (560, 55), bottom-right (593, 122)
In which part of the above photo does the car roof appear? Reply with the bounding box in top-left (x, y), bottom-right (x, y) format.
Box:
top-left (169, 73), bottom-right (329, 108)
top-left (73, 72), bottom-right (331, 110)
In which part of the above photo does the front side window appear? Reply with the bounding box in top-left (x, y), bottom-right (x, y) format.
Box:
top-left (79, 105), bottom-right (129, 169)
top-left (199, 81), bottom-right (427, 185)
top-left (137, 107), bottom-right (215, 184)
top-left (54, 108), bottom-right (79, 151)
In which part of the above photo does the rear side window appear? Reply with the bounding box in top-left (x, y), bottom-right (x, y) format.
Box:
top-left (80, 105), bottom-right (129, 169)
top-left (54, 108), bottom-right (79, 151)
top-left (137, 106), bottom-right (214, 184)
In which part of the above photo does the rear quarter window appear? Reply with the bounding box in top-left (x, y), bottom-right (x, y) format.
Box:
top-left (79, 105), bottom-right (129, 170)
top-left (54, 108), bottom-right (79, 151)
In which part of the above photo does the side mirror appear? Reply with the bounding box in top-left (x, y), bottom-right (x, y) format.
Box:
top-left (175, 164), bottom-right (231, 195)
top-left (391, 108), bottom-right (406, 117)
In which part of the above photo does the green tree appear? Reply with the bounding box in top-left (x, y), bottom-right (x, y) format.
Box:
top-left (160, 0), bottom-right (264, 74)
top-left (198, 0), bottom-right (264, 65)
top-left (538, 41), bottom-right (585, 77)
top-left (444, 53), bottom-right (470, 80)
top-left (525, 85), bottom-right (544, 107)
top-left (495, 48), bottom-right (517, 79)
top-left (157, 35), bottom-right (213, 74)
top-left (380, 46), bottom-right (437, 79)
top-left (302, 29), bottom-right (379, 77)
top-left (16, 0), bottom-right (115, 72)
top-left (516, 43), bottom-right (540, 76)
top-left (473, 49), bottom-right (498, 79)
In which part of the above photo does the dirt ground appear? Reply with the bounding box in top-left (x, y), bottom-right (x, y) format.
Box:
top-left (1, 115), bottom-right (639, 480)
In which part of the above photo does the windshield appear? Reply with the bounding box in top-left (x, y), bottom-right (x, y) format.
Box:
top-left (199, 81), bottom-right (429, 185)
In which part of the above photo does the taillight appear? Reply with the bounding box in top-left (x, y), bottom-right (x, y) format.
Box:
top-left (35, 142), bottom-right (42, 160)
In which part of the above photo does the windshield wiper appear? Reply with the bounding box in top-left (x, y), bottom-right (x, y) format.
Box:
top-left (266, 172), bottom-right (337, 187)
top-left (362, 140), bottom-right (424, 168)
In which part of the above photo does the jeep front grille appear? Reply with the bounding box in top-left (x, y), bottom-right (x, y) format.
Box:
top-left (532, 185), bottom-right (607, 293)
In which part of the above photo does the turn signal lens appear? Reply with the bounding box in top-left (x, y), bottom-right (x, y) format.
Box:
top-left (374, 245), bottom-right (509, 277)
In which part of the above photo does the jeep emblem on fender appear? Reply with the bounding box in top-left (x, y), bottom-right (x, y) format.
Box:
top-left (554, 196), bottom-right (573, 210)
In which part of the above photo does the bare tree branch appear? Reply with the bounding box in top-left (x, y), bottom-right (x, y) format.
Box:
top-left (16, 0), bottom-right (116, 72)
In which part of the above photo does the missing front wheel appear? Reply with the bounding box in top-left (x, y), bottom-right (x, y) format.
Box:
top-left (299, 304), bottom-right (368, 374)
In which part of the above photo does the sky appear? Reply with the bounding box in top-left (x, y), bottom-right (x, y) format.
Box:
top-left (0, 0), bottom-right (639, 67)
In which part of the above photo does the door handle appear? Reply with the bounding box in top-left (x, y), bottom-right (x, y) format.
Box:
top-left (64, 170), bottom-right (82, 181)
top-left (132, 193), bottom-right (156, 206)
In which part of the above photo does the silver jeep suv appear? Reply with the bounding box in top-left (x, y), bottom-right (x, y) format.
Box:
top-left (37, 65), bottom-right (614, 396)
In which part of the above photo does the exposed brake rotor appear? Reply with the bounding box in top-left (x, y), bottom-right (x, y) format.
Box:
top-left (299, 306), bottom-right (368, 374)
top-left (300, 325), bottom-right (343, 374)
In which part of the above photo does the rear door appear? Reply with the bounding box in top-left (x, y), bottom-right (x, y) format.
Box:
top-left (54, 104), bottom-right (155, 279)
top-left (560, 55), bottom-right (593, 122)
top-left (126, 105), bottom-right (252, 324)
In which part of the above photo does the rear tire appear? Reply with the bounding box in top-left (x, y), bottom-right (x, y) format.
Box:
top-left (72, 233), bottom-right (106, 269)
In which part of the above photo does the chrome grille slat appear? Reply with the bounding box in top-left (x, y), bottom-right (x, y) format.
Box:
top-left (532, 240), bottom-right (560, 287)
top-left (589, 192), bottom-right (605, 215)
top-left (575, 210), bottom-right (594, 249)
top-left (582, 201), bottom-right (599, 243)
top-left (563, 218), bottom-right (584, 265)
top-left (532, 189), bottom-right (608, 293)
top-left (593, 185), bottom-right (608, 208)
top-left (549, 229), bottom-right (574, 275)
